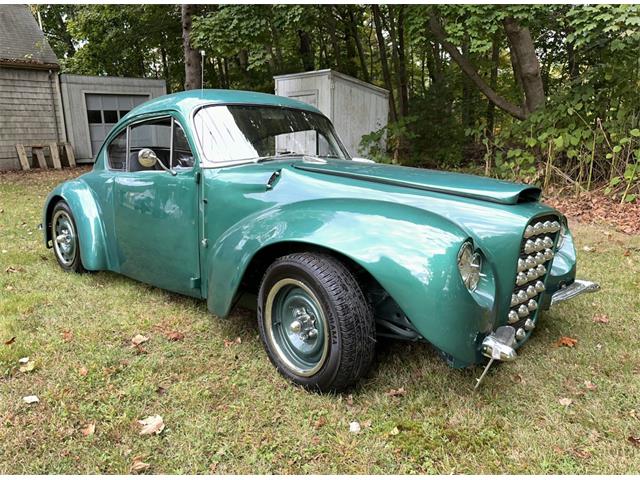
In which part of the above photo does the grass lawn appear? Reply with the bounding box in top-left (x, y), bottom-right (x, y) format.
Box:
top-left (1, 167), bottom-right (639, 474)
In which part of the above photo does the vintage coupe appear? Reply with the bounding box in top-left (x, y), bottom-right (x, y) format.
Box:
top-left (42, 90), bottom-right (598, 391)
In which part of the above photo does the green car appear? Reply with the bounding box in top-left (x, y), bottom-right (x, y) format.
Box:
top-left (42, 90), bottom-right (598, 391)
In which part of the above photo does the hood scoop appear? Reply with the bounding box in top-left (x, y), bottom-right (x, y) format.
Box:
top-left (293, 161), bottom-right (541, 205)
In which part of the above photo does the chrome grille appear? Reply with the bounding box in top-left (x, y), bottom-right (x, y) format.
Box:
top-left (507, 215), bottom-right (561, 337)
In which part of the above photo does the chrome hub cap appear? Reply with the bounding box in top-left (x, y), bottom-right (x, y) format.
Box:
top-left (52, 210), bottom-right (76, 267)
top-left (265, 278), bottom-right (329, 377)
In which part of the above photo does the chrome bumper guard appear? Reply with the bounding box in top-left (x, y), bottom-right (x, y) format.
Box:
top-left (476, 326), bottom-right (518, 388)
top-left (550, 279), bottom-right (600, 306)
top-left (481, 325), bottom-right (517, 362)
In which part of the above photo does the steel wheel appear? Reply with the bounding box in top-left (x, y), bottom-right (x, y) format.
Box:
top-left (257, 252), bottom-right (376, 392)
top-left (265, 278), bottom-right (329, 377)
top-left (50, 201), bottom-right (85, 273)
top-left (52, 209), bottom-right (77, 267)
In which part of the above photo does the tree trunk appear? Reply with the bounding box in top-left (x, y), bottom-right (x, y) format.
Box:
top-left (503, 17), bottom-right (545, 115)
top-left (182, 4), bottom-right (201, 90)
top-left (461, 32), bottom-right (473, 131)
top-left (161, 45), bottom-right (171, 93)
top-left (486, 35), bottom-right (500, 142)
top-left (298, 30), bottom-right (315, 71)
top-left (388, 6), bottom-right (408, 118)
top-left (371, 5), bottom-right (397, 123)
top-left (347, 6), bottom-right (370, 82)
top-left (428, 15), bottom-right (526, 120)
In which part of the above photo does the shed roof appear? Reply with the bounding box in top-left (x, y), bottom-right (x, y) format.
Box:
top-left (0, 5), bottom-right (59, 68)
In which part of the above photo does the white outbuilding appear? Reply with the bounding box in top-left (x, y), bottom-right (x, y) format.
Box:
top-left (274, 69), bottom-right (389, 158)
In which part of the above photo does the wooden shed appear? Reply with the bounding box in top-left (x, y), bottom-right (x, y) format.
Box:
top-left (274, 69), bottom-right (389, 157)
top-left (0, 4), bottom-right (66, 170)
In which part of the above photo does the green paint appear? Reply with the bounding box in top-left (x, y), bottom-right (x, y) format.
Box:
top-left (42, 90), bottom-right (578, 367)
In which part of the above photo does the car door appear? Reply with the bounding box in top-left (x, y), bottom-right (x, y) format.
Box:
top-left (113, 114), bottom-right (201, 297)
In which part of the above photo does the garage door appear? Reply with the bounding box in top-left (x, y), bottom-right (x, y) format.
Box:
top-left (85, 94), bottom-right (149, 156)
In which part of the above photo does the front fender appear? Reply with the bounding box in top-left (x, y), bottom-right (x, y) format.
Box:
top-left (43, 179), bottom-right (109, 271)
top-left (206, 198), bottom-right (493, 365)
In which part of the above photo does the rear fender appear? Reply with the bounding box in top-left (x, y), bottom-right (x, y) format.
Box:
top-left (43, 180), bottom-right (109, 271)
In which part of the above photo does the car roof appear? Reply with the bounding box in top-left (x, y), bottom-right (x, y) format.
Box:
top-left (124, 89), bottom-right (323, 120)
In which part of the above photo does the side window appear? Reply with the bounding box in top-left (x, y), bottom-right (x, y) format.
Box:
top-left (172, 121), bottom-right (195, 169)
top-left (107, 129), bottom-right (127, 170)
top-left (128, 118), bottom-right (171, 172)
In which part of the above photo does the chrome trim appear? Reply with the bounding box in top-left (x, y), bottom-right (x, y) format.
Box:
top-left (481, 326), bottom-right (517, 361)
top-left (550, 279), bottom-right (600, 306)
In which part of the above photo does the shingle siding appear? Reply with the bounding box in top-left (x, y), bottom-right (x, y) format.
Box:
top-left (0, 67), bottom-right (64, 170)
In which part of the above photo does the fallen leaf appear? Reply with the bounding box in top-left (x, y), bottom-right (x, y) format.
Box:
top-left (78, 366), bottom-right (88, 376)
top-left (223, 337), bottom-right (242, 347)
top-left (385, 387), bottom-right (406, 398)
top-left (19, 361), bottom-right (35, 373)
top-left (572, 448), bottom-right (591, 459)
top-left (559, 397), bottom-right (573, 407)
top-left (389, 426), bottom-right (400, 436)
top-left (4, 337), bottom-right (16, 345)
top-left (23, 395), bottom-right (39, 404)
top-left (349, 421), bottom-right (361, 434)
top-left (584, 380), bottom-right (597, 390)
top-left (593, 314), bottom-right (610, 324)
top-left (346, 394), bottom-right (354, 407)
top-left (62, 330), bottom-right (73, 342)
top-left (156, 386), bottom-right (167, 396)
top-left (165, 331), bottom-right (184, 342)
top-left (138, 415), bottom-right (164, 435)
top-left (18, 357), bottom-right (29, 364)
top-left (582, 245), bottom-right (594, 252)
top-left (556, 336), bottom-right (578, 348)
top-left (628, 436), bottom-right (640, 448)
top-left (131, 334), bottom-right (149, 347)
top-left (130, 457), bottom-right (150, 474)
top-left (5, 266), bottom-right (23, 274)
top-left (80, 422), bottom-right (95, 437)
top-left (313, 416), bottom-right (327, 429)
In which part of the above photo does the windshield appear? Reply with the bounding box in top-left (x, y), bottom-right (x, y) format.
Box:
top-left (194, 105), bottom-right (349, 163)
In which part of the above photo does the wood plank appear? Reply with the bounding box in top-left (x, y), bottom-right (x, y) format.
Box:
top-left (63, 143), bottom-right (76, 167)
top-left (33, 147), bottom-right (48, 169)
top-left (49, 143), bottom-right (62, 169)
top-left (15, 144), bottom-right (30, 170)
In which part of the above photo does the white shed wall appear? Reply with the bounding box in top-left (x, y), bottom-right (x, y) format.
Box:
top-left (274, 69), bottom-right (388, 157)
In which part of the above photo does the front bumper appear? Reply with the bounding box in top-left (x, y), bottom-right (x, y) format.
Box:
top-left (482, 278), bottom-right (599, 362)
top-left (550, 279), bottom-right (600, 306)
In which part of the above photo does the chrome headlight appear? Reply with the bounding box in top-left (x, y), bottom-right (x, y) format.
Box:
top-left (457, 241), bottom-right (482, 291)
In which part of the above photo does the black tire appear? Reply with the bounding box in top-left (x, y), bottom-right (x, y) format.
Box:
top-left (50, 200), bottom-right (85, 273)
top-left (257, 252), bottom-right (375, 392)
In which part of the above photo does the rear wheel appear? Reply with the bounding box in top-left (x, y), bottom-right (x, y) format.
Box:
top-left (257, 252), bottom-right (375, 392)
top-left (51, 201), bottom-right (85, 273)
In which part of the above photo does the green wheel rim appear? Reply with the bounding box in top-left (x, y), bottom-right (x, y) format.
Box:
top-left (52, 210), bottom-right (77, 267)
top-left (265, 278), bottom-right (329, 377)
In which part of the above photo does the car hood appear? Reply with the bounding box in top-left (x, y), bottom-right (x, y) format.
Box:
top-left (292, 159), bottom-right (541, 205)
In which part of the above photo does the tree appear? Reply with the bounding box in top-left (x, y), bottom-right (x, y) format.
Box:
top-left (182, 5), bottom-right (202, 90)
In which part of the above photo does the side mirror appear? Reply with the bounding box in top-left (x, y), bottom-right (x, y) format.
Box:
top-left (137, 148), bottom-right (176, 176)
top-left (352, 157), bottom-right (376, 164)
top-left (138, 148), bottom-right (158, 168)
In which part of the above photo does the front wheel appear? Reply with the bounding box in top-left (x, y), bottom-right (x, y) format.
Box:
top-left (257, 252), bottom-right (375, 392)
top-left (50, 201), bottom-right (85, 273)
